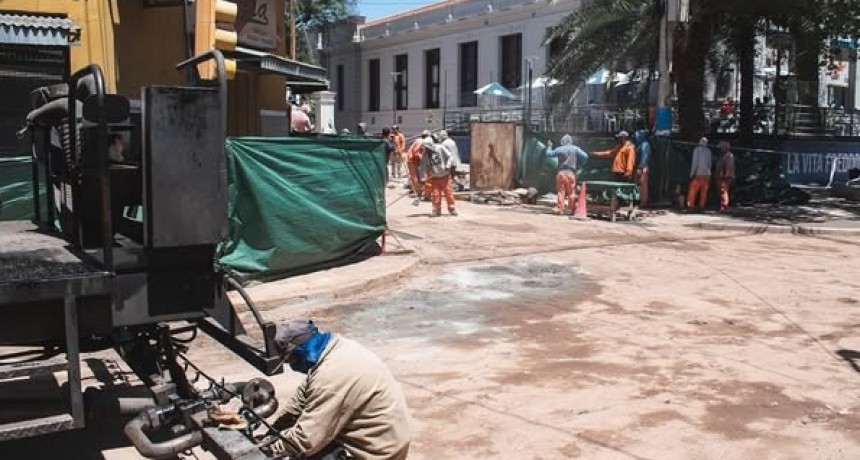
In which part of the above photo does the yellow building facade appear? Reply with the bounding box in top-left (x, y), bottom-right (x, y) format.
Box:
top-left (0, 0), bottom-right (317, 136)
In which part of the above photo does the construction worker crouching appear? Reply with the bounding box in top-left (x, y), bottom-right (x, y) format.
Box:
top-left (419, 138), bottom-right (458, 217)
top-left (270, 320), bottom-right (411, 460)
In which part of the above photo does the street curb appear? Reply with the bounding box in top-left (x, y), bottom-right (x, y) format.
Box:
top-left (688, 221), bottom-right (860, 237)
top-left (235, 254), bottom-right (422, 311)
top-left (325, 255), bottom-right (422, 302)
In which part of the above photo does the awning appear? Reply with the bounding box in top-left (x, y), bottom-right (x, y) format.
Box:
top-left (231, 47), bottom-right (329, 94)
top-left (474, 82), bottom-right (517, 99)
top-left (517, 77), bottom-right (559, 90)
top-left (0, 13), bottom-right (79, 46)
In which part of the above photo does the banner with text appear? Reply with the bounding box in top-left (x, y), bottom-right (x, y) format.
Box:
top-left (778, 140), bottom-right (860, 186)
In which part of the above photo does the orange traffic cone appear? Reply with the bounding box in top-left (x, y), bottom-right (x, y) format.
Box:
top-left (572, 182), bottom-right (588, 220)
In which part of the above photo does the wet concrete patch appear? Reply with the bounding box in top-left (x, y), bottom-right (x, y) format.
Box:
top-left (328, 260), bottom-right (589, 344)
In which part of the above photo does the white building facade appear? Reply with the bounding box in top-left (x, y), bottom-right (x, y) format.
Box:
top-left (320, 0), bottom-right (581, 135)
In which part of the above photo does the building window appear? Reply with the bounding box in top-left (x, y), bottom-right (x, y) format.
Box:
top-left (424, 48), bottom-right (440, 109)
top-left (369, 59), bottom-right (380, 112)
top-left (459, 41), bottom-right (478, 107)
top-left (500, 33), bottom-right (522, 90)
top-left (336, 65), bottom-right (344, 112)
top-left (394, 54), bottom-right (408, 111)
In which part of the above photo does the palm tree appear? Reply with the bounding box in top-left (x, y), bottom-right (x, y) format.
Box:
top-left (547, 0), bottom-right (860, 140)
top-left (546, 0), bottom-right (714, 140)
top-left (545, 0), bottom-right (657, 93)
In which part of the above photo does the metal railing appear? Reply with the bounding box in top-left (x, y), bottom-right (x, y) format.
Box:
top-left (443, 105), bottom-right (649, 134)
top-left (443, 102), bottom-right (860, 138)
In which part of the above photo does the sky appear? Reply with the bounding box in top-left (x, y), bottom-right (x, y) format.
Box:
top-left (356, 0), bottom-right (437, 21)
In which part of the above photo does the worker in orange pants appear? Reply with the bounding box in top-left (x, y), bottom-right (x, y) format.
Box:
top-left (422, 178), bottom-right (433, 201)
top-left (430, 176), bottom-right (457, 216)
top-left (419, 138), bottom-right (458, 216)
top-left (407, 130), bottom-right (430, 203)
top-left (686, 137), bottom-right (712, 212)
top-left (546, 134), bottom-right (589, 215)
top-left (556, 172), bottom-right (576, 215)
top-left (714, 141), bottom-right (736, 212)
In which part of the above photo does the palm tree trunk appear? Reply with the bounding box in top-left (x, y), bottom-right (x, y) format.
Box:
top-left (736, 21), bottom-right (756, 142)
top-left (792, 28), bottom-right (822, 106)
top-left (674, 18), bottom-right (714, 141)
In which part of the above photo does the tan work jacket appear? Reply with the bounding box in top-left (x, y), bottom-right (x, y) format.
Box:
top-left (280, 336), bottom-right (411, 459)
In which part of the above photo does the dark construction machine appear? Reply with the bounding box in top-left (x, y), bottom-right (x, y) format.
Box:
top-left (0, 51), bottom-right (293, 459)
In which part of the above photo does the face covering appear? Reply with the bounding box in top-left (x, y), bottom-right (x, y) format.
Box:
top-left (287, 331), bottom-right (333, 374)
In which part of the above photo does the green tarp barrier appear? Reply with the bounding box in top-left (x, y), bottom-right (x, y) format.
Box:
top-left (0, 156), bottom-right (41, 221)
top-left (218, 135), bottom-right (387, 282)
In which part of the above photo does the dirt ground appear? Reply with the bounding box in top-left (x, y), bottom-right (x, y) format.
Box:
top-left (4, 189), bottom-right (860, 459)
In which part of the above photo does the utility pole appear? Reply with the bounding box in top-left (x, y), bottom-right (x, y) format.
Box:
top-left (525, 58), bottom-right (534, 132)
top-left (442, 69), bottom-right (448, 129)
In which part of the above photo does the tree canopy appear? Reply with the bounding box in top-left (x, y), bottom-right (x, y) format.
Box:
top-left (294, 0), bottom-right (356, 28)
top-left (546, 0), bottom-right (860, 139)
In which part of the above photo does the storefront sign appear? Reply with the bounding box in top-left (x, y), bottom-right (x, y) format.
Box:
top-left (236, 0), bottom-right (278, 51)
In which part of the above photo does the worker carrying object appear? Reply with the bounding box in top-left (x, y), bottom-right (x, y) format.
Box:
top-left (593, 130), bottom-right (636, 181)
top-left (545, 134), bottom-right (589, 215)
top-left (419, 138), bottom-right (458, 217)
top-left (270, 320), bottom-right (411, 460)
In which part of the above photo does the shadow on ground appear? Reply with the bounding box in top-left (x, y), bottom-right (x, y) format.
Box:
top-left (728, 192), bottom-right (860, 225)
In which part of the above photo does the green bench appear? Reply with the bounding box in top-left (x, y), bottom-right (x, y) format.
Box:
top-left (580, 180), bottom-right (640, 221)
top-left (577, 159), bottom-right (640, 221)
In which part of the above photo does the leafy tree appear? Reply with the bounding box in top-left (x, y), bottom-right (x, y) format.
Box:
top-left (288, 0), bottom-right (356, 62)
top-left (545, 0), bottom-right (658, 93)
top-left (294, 0), bottom-right (356, 28)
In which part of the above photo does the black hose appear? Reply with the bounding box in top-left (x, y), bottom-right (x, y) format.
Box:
top-left (124, 412), bottom-right (203, 459)
top-left (225, 275), bottom-right (267, 331)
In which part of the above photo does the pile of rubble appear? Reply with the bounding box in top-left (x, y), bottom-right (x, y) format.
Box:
top-left (456, 188), bottom-right (541, 206)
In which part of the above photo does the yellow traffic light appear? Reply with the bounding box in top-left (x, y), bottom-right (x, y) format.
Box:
top-left (195, 0), bottom-right (238, 80)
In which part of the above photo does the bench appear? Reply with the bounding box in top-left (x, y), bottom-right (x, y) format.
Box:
top-left (581, 180), bottom-right (640, 221)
